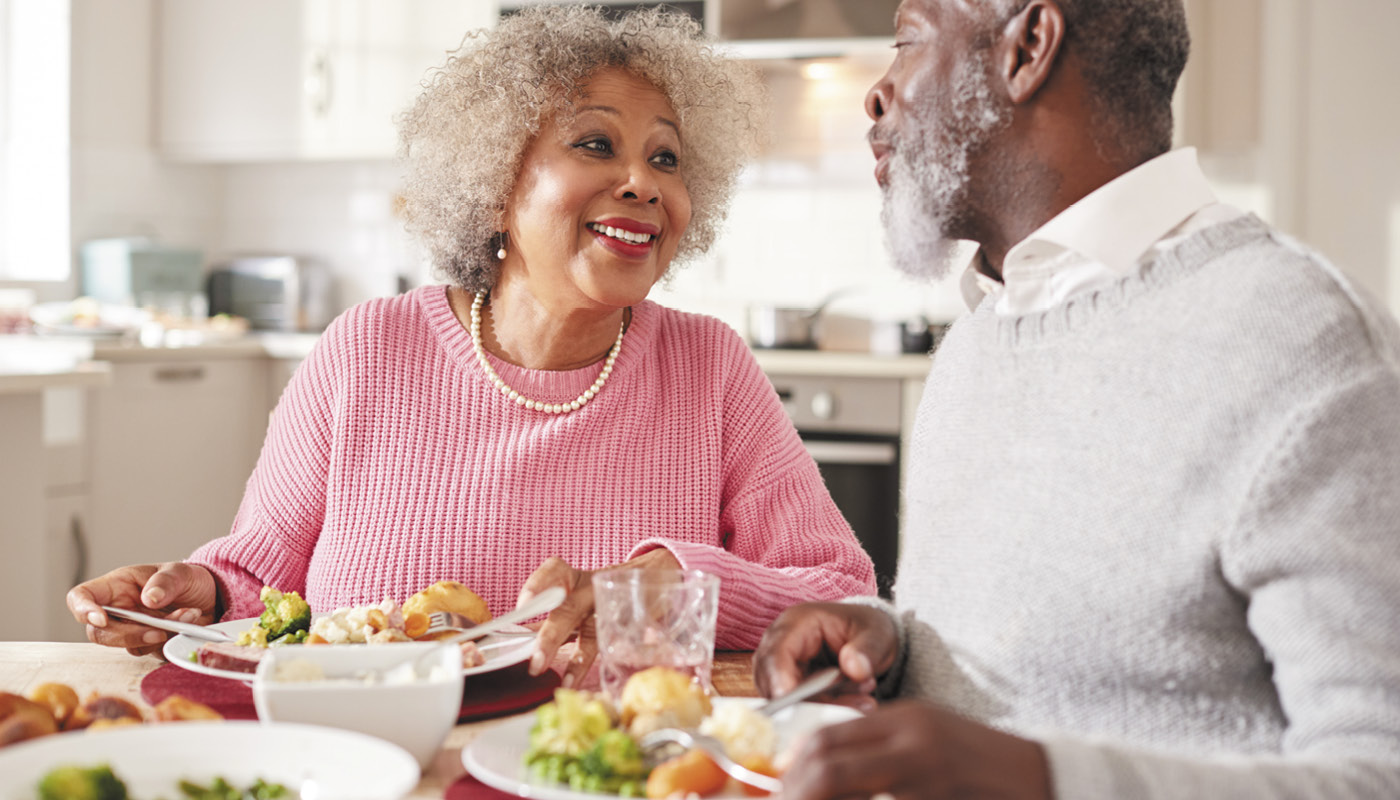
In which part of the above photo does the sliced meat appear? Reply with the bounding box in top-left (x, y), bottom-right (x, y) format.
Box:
top-left (196, 641), bottom-right (265, 674)
top-left (459, 640), bottom-right (485, 669)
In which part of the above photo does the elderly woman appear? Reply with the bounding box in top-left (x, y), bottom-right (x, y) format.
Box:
top-left (67, 6), bottom-right (876, 685)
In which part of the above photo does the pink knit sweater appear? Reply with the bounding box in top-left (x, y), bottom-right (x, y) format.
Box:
top-left (187, 285), bottom-right (875, 648)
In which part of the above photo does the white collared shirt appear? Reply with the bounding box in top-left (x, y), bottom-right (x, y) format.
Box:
top-left (959, 148), bottom-right (1244, 314)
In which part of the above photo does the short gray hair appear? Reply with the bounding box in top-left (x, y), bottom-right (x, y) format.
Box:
top-left (397, 5), bottom-right (766, 292)
top-left (978, 0), bottom-right (1189, 159)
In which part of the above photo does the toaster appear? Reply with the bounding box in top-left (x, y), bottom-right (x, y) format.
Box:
top-left (206, 256), bottom-right (336, 332)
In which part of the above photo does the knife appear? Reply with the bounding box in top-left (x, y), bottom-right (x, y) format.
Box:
top-left (100, 605), bottom-right (234, 643)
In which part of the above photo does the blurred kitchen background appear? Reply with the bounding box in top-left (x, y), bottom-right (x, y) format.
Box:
top-left (2, 0), bottom-right (1399, 639)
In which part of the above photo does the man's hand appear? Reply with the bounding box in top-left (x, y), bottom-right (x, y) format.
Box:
top-left (779, 700), bottom-right (1053, 800)
top-left (753, 602), bottom-right (899, 712)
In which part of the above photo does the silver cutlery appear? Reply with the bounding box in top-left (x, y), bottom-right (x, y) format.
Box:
top-left (638, 665), bottom-right (845, 792)
top-left (100, 605), bottom-right (234, 643)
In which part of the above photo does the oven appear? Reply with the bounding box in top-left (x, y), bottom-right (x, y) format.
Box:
top-left (768, 373), bottom-right (903, 598)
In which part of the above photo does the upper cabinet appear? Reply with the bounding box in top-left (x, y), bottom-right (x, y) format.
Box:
top-left (156, 0), bottom-right (495, 162)
top-left (713, 0), bottom-right (897, 58)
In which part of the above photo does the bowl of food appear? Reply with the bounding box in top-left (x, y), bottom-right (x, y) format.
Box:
top-left (252, 642), bottom-right (463, 770)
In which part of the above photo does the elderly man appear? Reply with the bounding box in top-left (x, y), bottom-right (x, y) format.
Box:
top-left (754, 0), bottom-right (1400, 798)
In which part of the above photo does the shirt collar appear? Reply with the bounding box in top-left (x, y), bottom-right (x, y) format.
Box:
top-left (961, 147), bottom-right (1219, 308)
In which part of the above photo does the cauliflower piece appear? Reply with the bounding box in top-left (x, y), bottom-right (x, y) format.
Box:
top-left (699, 700), bottom-right (777, 763)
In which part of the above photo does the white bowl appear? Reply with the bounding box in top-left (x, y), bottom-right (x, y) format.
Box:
top-left (253, 643), bottom-right (463, 770)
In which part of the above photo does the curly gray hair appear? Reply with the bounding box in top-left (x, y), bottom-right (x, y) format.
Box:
top-left (397, 5), bottom-right (766, 292)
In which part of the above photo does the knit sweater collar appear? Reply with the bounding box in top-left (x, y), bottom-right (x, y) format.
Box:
top-left (418, 284), bottom-right (656, 403)
top-left (974, 215), bottom-right (1272, 349)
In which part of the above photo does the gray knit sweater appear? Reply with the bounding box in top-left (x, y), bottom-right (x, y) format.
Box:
top-left (884, 216), bottom-right (1400, 798)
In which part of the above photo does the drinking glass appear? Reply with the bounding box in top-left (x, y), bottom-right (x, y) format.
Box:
top-left (591, 568), bottom-right (720, 699)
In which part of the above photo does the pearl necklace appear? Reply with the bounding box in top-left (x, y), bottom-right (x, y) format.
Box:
top-left (469, 290), bottom-right (624, 414)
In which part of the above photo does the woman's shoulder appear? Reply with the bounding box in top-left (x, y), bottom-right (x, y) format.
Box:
top-left (307, 286), bottom-right (446, 366)
top-left (634, 301), bottom-right (767, 386)
top-left (639, 301), bottom-right (750, 354)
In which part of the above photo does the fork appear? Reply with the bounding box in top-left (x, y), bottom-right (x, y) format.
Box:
top-left (424, 610), bottom-right (537, 637)
top-left (641, 728), bottom-right (782, 793)
top-left (637, 666), bottom-right (844, 792)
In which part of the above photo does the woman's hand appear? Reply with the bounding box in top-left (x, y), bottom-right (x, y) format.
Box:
top-left (518, 549), bottom-right (682, 686)
top-left (753, 602), bottom-right (899, 713)
top-left (66, 563), bottom-right (219, 657)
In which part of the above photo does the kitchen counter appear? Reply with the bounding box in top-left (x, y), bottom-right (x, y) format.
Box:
top-left (752, 348), bottom-right (933, 379)
top-left (0, 338), bottom-right (112, 395)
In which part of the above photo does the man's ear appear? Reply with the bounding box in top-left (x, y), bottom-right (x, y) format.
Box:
top-left (998, 0), bottom-right (1066, 104)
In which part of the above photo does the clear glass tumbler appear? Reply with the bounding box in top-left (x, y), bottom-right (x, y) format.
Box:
top-left (591, 568), bottom-right (720, 699)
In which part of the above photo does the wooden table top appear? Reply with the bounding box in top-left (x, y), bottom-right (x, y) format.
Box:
top-left (0, 642), bottom-right (758, 798)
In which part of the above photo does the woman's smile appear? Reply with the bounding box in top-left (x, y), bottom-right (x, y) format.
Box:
top-left (587, 217), bottom-right (660, 258)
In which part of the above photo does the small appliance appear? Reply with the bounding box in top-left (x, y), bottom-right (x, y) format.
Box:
top-left (79, 238), bottom-right (203, 307)
top-left (206, 256), bottom-right (335, 332)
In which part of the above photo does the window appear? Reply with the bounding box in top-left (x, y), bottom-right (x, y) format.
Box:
top-left (0, 0), bottom-right (70, 281)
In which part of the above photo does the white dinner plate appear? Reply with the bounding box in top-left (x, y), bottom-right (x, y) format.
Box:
top-left (164, 615), bottom-right (537, 682)
top-left (0, 720), bottom-right (419, 800)
top-left (463, 698), bottom-right (862, 800)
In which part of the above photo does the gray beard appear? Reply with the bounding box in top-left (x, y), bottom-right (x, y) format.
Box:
top-left (881, 52), bottom-right (1011, 281)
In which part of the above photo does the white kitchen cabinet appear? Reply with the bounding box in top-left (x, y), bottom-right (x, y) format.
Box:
top-left (156, 0), bottom-right (496, 161)
top-left (85, 357), bottom-right (272, 578)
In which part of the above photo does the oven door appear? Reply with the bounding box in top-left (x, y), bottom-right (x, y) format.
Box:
top-left (802, 433), bottom-right (900, 598)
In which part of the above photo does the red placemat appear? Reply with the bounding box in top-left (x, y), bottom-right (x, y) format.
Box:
top-left (140, 663), bottom-right (258, 720)
top-left (140, 660), bottom-right (560, 723)
top-left (445, 773), bottom-right (521, 800)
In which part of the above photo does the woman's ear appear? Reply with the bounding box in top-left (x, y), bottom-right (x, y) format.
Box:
top-left (999, 0), bottom-right (1066, 104)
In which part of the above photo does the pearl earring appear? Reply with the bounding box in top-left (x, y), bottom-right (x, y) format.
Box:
top-left (497, 246), bottom-right (507, 260)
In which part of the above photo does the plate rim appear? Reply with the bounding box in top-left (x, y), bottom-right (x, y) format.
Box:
top-left (462, 698), bottom-right (863, 800)
top-left (0, 719), bottom-right (420, 799)
top-left (163, 615), bottom-right (536, 682)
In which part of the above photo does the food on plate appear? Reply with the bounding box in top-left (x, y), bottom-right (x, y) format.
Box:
top-left (619, 665), bottom-right (712, 738)
top-left (644, 747), bottom-right (728, 799)
top-left (0, 684), bottom-right (222, 750)
top-left (525, 689), bottom-right (648, 796)
top-left (36, 763), bottom-right (128, 800)
top-left (252, 586), bottom-right (312, 645)
top-left (28, 682), bottom-right (80, 728)
top-left (34, 764), bottom-right (296, 800)
top-left (174, 776), bottom-right (294, 798)
top-left (523, 668), bottom-right (784, 798)
top-left (307, 599), bottom-right (411, 644)
top-left (402, 580), bottom-right (491, 626)
top-left (150, 695), bottom-right (224, 723)
top-left (698, 702), bottom-right (777, 771)
top-left (194, 582), bottom-right (498, 673)
top-left (0, 692), bottom-right (59, 746)
top-left (65, 694), bottom-right (146, 732)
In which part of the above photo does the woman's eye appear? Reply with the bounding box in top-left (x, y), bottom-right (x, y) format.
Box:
top-left (651, 150), bottom-right (679, 169)
top-left (576, 137), bottom-right (612, 155)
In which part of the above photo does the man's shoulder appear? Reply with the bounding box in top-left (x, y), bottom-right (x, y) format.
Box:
top-left (1176, 216), bottom-right (1400, 372)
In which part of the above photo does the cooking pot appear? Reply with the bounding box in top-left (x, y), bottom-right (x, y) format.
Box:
top-left (748, 290), bottom-right (855, 349)
top-left (748, 305), bottom-right (822, 349)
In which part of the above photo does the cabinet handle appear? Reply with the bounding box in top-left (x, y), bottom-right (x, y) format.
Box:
top-left (306, 50), bottom-right (332, 117)
top-left (70, 515), bottom-right (88, 588)
top-left (154, 366), bottom-right (205, 382)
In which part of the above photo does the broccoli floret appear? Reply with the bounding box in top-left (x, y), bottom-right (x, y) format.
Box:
top-left (37, 764), bottom-right (129, 800)
top-left (578, 729), bottom-right (647, 780)
top-left (257, 586), bottom-right (310, 641)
